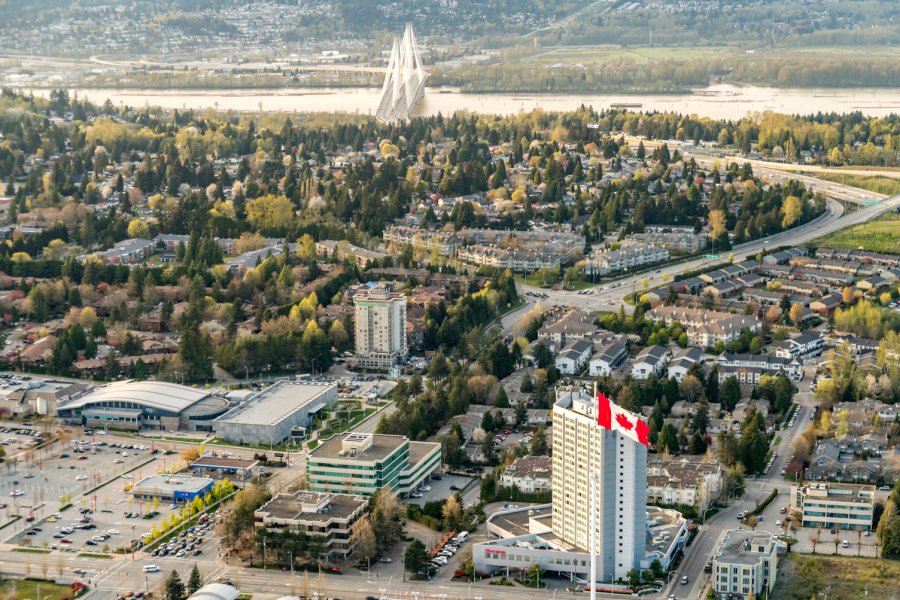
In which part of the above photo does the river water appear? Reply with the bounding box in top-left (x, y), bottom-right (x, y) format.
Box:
top-left (38, 84), bottom-right (900, 120)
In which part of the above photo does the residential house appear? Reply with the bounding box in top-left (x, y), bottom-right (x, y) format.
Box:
top-left (500, 456), bottom-right (552, 494)
top-left (646, 306), bottom-right (761, 348)
top-left (94, 238), bottom-right (154, 265)
top-left (668, 347), bottom-right (705, 381)
top-left (646, 456), bottom-right (723, 511)
top-left (537, 310), bottom-right (598, 350)
top-left (717, 352), bottom-right (803, 381)
top-left (810, 293), bottom-right (843, 316)
top-left (588, 339), bottom-right (628, 377)
top-left (771, 332), bottom-right (824, 360)
top-left (631, 345), bottom-right (669, 380)
top-left (555, 340), bottom-right (593, 375)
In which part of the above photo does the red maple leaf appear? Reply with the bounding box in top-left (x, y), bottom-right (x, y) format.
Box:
top-left (615, 412), bottom-right (633, 431)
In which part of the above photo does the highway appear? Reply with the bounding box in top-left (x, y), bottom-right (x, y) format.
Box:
top-left (514, 181), bottom-right (900, 316)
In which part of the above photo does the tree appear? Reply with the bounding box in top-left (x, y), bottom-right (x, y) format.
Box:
top-left (164, 569), bottom-right (186, 600)
top-left (790, 303), bottom-right (805, 326)
top-left (720, 376), bottom-right (741, 412)
top-left (442, 495), bottom-right (463, 531)
top-left (187, 564), bottom-right (202, 595)
top-left (780, 195), bottom-right (803, 229)
top-left (658, 423), bottom-right (679, 454)
top-left (515, 401), bottom-right (527, 428)
top-left (245, 194), bottom-right (295, 233)
top-left (404, 539), bottom-right (430, 575)
top-left (350, 515), bottom-right (377, 561)
top-left (679, 374), bottom-right (704, 404)
top-left (531, 424), bottom-right (548, 455)
top-left (482, 433), bottom-right (496, 464)
top-left (127, 218), bottom-right (151, 239)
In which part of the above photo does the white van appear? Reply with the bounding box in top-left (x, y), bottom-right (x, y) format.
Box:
top-left (455, 531), bottom-right (470, 543)
top-left (143, 565), bottom-right (160, 573)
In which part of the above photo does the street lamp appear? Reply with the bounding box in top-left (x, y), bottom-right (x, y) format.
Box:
top-left (702, 506), bottom-right (716, 525)
top-left (131, 525), bottom-right (136, 560)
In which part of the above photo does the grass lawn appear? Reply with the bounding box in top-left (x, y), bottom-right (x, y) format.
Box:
top-left (77, 552), bottom-right (112, 559)
top-left (771, 554), bottom-right (900, 600)
top-left (0, 579), bottom-right (73, 599)
top-left (810, 212), bottom-right (900, 254)
top-left (12, 547), bottom-right (51, 554)
top-left (810, 172), bottom-right (900, 196)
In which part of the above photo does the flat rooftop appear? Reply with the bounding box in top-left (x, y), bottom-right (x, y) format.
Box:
top-left (190, 455), bottom-right (258, 470)
top-left (716, 530), bottom-right (777, 565)
top-left (256, 492), bottom-right (367, 523)
top-left (408, 440), bottom-right (440, 465)
top-left (802, 482), bottom-right (876, 503)
top-left (214, 380), bottom-right (336, 427)
top-left (309, 432), bottom-right (407, 462)
top-left (131, 474), bottom-right (213, 495)
top-left (487, 504), bottom-right (552, 538)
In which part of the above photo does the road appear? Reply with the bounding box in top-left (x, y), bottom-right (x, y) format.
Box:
top-left (517, 184), bottom-right (900, 314)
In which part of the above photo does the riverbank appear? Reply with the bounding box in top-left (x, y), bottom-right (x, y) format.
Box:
top-left (24, 83), bottom-right (900, 120)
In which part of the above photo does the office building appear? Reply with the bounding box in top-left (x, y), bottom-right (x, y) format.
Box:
top-left (213, 380), bottom-right (338, 445)
top-left (790, 482), bottom-right (875, 531)
top-left (254, 491), bottom-right (369, 560)
top-left (712, 530), bottom-right (783, 600)
top-left (354, 284), bottom-right (407, 370)
top-left (306, 432), bottom-right (440, 497)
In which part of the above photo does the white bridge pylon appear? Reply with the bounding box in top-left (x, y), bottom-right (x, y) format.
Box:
top-left (376, 24), bottom-right (427, 122)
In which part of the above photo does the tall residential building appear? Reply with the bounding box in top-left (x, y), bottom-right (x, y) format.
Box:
top-left (552, 386), bottom-right (647, 582)
top-left (354, 284), bottom-right (407, 370)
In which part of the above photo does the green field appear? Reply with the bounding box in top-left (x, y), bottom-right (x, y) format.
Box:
top-left (0, 578), bottom-right (73, 600)
top-left (811, 212), bottom-right (900, 255)
top-left (771, 554), bottom-right (900, 600)
top-left (811, 173), bottom-right (900, 196)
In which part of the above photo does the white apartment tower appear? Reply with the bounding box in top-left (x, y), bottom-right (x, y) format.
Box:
top-left (354, 284), bottom-right (407, 370)
top-left (552, 386), bottom-right (647, 582)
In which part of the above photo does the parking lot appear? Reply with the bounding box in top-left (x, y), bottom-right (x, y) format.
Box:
top-left (405, 473), bottom-right (478, 508)
top-left (790, 524), bottom-right (880, 557)
top-left (6, 441), bottom-right (203, 554)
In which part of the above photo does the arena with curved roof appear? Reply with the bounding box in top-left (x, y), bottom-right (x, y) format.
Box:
top-left (56, 380), bottom-right (231, 432)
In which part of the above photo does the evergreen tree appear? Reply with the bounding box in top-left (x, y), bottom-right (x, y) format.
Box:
top-left (164, 569), bottom-right (186, 600)
top-left (187, 564), bottom-right (202, 595)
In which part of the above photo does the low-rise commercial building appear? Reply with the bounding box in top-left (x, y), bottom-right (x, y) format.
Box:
top-left (790, 482), bottom-right (876, 531)
top-left (254, 491), bottom-right (369, 561)
top-left (129, 474), bottom-right (215, 505)
top-left (213, 380), bottom-right (338, 445)
top-left (306, 432), bottom-right (440, 497)
top-left (711, 530), bottom-right (783, 600)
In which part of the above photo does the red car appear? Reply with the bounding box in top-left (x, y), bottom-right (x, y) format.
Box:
top-left (78, 456), bottom-right (88, 461)
top-left (59, 539), bottom-right (72, 544)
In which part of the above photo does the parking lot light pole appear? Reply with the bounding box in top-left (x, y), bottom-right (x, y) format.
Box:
top-left (131, 525), bottom-right (136, 560)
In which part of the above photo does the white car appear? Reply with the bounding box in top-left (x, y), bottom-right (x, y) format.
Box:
top-left (76, 475), bottom-right (88, 481)
top-left (114, 458), bottom-right (124, 464)
top-left (107, 529), bottom-right (120, 535)
top-left (120, 474), bottom-right (132, 479)
top-left (420, 485), bottom-right (431, 492)
top-left (10, 489), bottom-right (24, 497)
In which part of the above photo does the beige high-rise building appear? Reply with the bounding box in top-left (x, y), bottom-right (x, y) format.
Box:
top-left (354, 284), bottom-right (407, 370)
top-left (552, 386), bottom-right (647, 582)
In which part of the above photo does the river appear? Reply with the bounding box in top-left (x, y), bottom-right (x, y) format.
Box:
top-left (33, 84), bottom-right (900, 120)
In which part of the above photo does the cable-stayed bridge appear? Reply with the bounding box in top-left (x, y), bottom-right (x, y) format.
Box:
top-left (375, 24), bottom-right (427, 122)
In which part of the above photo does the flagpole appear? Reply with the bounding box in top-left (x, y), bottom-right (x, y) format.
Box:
top-left (590, 381), bottom-right (597, 600)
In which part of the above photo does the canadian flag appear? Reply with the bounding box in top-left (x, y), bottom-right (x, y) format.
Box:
top-left (597, 391), bottom-right (650, 447)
